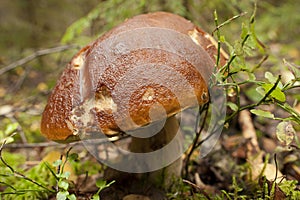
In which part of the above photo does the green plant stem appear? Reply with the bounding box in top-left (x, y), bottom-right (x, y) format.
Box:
top-left (213, 10), bottom-right (221, 68)
top-left (258, 76), bottom-right (281, 105)
top-left (252, 55), bottom-right (269, 72)
top-left (0, 181), bottom-right (16, 191)
top-left (221, 32), bottom-right (250, 81)
top-left (183, 103), bottom-right (208, 177)
top-left (285, 84), bottom-right (300, 90)
top-left (60, 147), bottom-right (73, 175)
top-left (226, 76), bottom-right (282, 123)
top-left (241, 34), bottom-right (250, 47)
top-left (212, 12), bottom-right (247, 34)
top-left (275, 101), bottom-right (300, 124)
top-left (220, 54), bottom-right (236, 78)
top-left (282, 77), bottom-right (300, 91)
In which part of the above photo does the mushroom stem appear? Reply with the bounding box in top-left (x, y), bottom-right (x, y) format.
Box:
top-left (129, 115), bottom-right (183, 187)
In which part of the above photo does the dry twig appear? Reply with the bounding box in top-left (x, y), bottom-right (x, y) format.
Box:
top-left (238, 109), bottom-right (263, 164)
top-left (0, 45), bottom-right (77, 75)
top-left (0, 141), bottom-right (54, 192)
top-left (182, 179), bottom-right (212, 200)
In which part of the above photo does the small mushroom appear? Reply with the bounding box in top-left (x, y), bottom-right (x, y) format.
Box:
top-left (41, 12), bottom-right (227, 187)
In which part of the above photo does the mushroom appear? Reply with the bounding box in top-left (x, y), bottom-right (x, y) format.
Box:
top-left (41, 12), bottom-right (227, 187)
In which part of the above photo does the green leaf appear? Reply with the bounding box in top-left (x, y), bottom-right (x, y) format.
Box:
top-left (227, 102), bottom-right (238, 112)
top-left (284, 59), bottom-right (300, 78)
top-left (67, 194), bottom-right (77, 200)
top-left (0, 136), bottom-right (14, 144)
top-left (265, 72), bottom-right (283, 88)
top-left (262, 83), bottom-right (286, 102)
top-left (256, 86), bottom-right (265, 97)
top-left (233, 40), bottom-right (244, 57)
top-left (95, 179), bottom-right (115, 191)
top-left (246, 87), bottom-right (263, 102)
top-left (92, 180), bottom-right (115, 200)
top-left (68, 153), bottom-right (79, 161)
top-left (276, 121), bottom-right (295, 146)
top-left (247, 71), bottom-right (256, 81)
top-left (57, 191), bottom-right (69, 200)
top-left (59, 171), bottom-right (71, 179)
top-left (53, 159), bottom-right (63, 167)
top-left (250, 109), bottom-right (275, 119)
top-left (220, 35), bottom-right (226, 43)
top-left (265, 71), bottom-right (276, 83)
top-left (96, 179), bottom-right (107, 189)
top-left (91, 194), bottom-right (100, 200)
top-left (58, 180), bottom-right (69, 191)
top-left (240, 22), bottom-right (249, 40)
top-left (4, 122), bottom-right (19, 135)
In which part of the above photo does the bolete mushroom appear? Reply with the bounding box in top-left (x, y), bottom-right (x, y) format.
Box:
top-left (41, 12), bottom-right (227, 187)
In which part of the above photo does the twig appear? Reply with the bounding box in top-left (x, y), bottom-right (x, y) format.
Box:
top-left (0, 45), bottom-right (77, 75)
top-left (182, 179), bottom-right (212, 200)
top-left (10, 66), bottom-right (30, 92)
top-left (0, 141), bottom-right (55, 193)
top-left (275, 101), bottom-right (300, 125)
top-left (226, 75), bottom-right (282, 123)
top-left (257, 75), bottom-right (281, 105)
top-left (3, 141), bottom-right (67, 148)
top-left (252, 55), bottom-right (269, 72)
top-left (274, 153), bottom-right (278, 182)
top-left (0, 181), bottom-right (16, 191)
top-left (212, 12), bottom-right (248, 35)
top-left (3, 135), bottom-right (130, 149)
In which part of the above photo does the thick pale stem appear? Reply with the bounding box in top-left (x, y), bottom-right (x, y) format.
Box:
top-left (129, 115), bottom-right (183, 187)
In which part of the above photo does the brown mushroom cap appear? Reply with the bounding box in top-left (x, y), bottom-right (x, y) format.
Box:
top-left (41, 12), bottom-right (227, 142)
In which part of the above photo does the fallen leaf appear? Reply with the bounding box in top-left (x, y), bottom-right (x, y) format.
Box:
top-left (261, 137), bottom-right (277, 153)
top-left (276, 121), bottom-right (295, 146)
top-left (0, 105), bottom-right (13, 116)
top-left (250, 163), bottom-right (284, 183)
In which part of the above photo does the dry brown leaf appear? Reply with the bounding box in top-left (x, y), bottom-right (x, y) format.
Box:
top-left (261, 137), bottom-right (277, 153)
top-left (222, 135), bottom-right (243, 150)
top-left (0, 105), bottom-right (13, 116)
top-left (250, 163), bottom-right (284, 183)
top-left (238, 110), bottom-right (263, 164)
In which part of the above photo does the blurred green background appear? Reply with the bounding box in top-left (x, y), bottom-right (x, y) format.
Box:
top-left (1, 0), bottom-right (299, 58)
